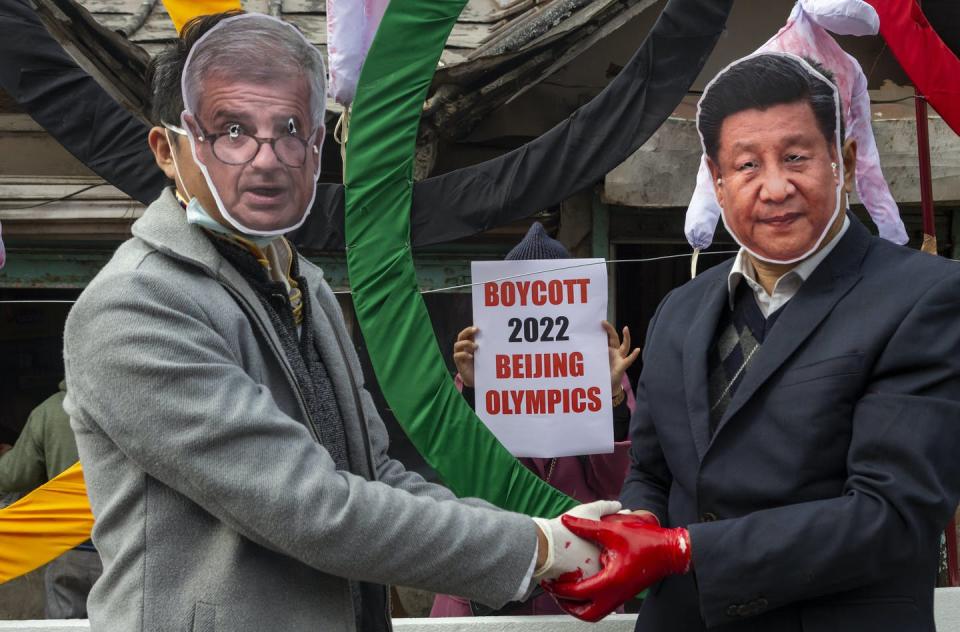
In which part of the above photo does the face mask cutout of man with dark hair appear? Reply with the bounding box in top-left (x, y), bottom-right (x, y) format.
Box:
top-left (699, 53), bottom-right (855, 285)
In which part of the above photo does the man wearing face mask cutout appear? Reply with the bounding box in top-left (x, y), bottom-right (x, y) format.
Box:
top-left (61, 12), bottom-right (624, 632)
top-left (542, 53), bottom-right (960, 631)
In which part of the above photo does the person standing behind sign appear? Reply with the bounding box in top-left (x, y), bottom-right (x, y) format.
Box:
top-left (431, 222), bottom-right (639, 617)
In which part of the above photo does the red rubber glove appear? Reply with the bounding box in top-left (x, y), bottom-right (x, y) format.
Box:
top-left (542, 513), bottom-right (691, 622)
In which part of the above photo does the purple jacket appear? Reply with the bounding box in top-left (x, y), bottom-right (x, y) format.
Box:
top-left (431, 375), bottom-right (634, 617)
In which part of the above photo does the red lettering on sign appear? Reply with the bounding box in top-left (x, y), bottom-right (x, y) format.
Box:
top-left (485, 390), bottom-right (500, 415)
top-left (495, 353), bottom-right (588, 379)
top-left (576, 278), bottom-right (590, 302)
top-left (482, 278), bottom-right (591, 306)
top-left (569, 352), bottom-right (584, 377)
top-left (484, 388), bottom-right (605, 415)
top-left (587, 386), bottom-right (602, 412)
top-left (510, 390), bottom-right (524, 413)
top-left (495, 355), bottom-right (510, 379)
top-left (571, 389), bottom-right (586, 413)
top-left (531, 280), bottom-right (547, 306)
top-left (547, 389), bottom-right (562, 411)
top-left (526, 390), bottom-right (546, 415)
top-left (501, 282), bottom-right (516, 306)
top-left (484, 282), bottom-right (498, 307)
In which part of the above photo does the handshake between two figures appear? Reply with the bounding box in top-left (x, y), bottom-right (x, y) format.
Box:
top-left (532, 500), bottom-right (692, 622)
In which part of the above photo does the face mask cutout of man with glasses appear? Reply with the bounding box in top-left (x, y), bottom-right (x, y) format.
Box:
top-left (166, 13), bottom-right (324, 238)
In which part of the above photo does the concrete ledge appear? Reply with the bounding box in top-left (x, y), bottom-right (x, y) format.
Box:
top-left (3, 589), bottom-right (959, 631)
top-left (394, 615), bottom-right (636, 631)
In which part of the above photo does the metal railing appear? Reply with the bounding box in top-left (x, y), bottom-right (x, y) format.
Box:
top-left (2, 590), bottom-right (960, 632)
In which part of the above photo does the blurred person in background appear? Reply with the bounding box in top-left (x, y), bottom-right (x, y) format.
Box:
top-left (0, 381), bottom-right (101, 619)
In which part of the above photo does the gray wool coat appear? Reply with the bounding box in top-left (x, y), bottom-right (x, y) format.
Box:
top-left (63, 188), bottom-right (538, 632)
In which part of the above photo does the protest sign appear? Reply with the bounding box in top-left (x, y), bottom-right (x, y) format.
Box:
top-left (470, 259), bottom-right (612, 458)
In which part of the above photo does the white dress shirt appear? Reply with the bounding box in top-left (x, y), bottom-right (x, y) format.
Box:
top-left (728, 217), bottom-right (850, 317)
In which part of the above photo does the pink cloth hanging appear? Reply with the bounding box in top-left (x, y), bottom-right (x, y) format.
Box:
top-left (327, 0), bottom-right (390, 106)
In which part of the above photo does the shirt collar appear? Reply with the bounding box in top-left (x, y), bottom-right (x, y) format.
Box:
top-left (727, 215), bottom-right (850, 309)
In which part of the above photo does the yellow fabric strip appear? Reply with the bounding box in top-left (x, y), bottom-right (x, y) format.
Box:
top-left (0, 462), bottom-right (93, 584)
top-left (162, 0), bottom-right (243, 33)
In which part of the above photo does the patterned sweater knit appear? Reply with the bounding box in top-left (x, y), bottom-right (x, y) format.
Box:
top-left (707, 282), bottom-right (784, 434)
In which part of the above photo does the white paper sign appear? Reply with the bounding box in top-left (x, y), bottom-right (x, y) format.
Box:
top-left (470, 259), bottom-right (612, 458)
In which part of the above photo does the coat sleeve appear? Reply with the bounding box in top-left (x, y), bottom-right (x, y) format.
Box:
top-left (689, 268), bottom-right (960, 626)
top-left (361, 382), bottom-right (496, 510)
top-left (312, 280), bottom-right (500, 511)
top-left (0, 410), bottom-right (46, 494)
top-left (619, 293), bottom-right (674, 522)
top-left (63, 269), bottom-right (536, 607)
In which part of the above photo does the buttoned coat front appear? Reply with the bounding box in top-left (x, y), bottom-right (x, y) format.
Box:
top-left (621, 215), bottom-right (960, 631)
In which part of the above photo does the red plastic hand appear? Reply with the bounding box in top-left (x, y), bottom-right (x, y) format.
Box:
top-left (542, 513), bottom-right (691, 622)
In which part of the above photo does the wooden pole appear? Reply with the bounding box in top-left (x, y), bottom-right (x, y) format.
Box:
top-left (916, 81), bottom-right (960, 589)
top-left (947, 516), bottom-right (960, 587)
top-left (915, 91), bottom-right (937, 254)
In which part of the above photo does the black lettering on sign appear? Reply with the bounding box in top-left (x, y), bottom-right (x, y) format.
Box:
top-left (508, 317), bottom-right (522, 343)
top-left (523, 318), bottom-right (539, 342)
top-left (506, 316), bottom-right (571, 343)
top-left (540, 317), bottom-right (555, 342)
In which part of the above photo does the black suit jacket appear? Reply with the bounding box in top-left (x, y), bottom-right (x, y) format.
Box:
top-left (621, 216), bottom-right (960, 631)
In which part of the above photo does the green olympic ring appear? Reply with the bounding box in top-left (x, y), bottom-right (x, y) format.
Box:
top-left (344, 0), bottom-right (576, 517)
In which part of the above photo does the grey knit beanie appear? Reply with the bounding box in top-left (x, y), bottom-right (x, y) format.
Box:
top-left (505, 222), bottom-right (571, 261)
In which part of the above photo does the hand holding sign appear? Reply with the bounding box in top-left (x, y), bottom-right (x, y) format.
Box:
top-left (453, 326), bottom-right (480, 387)
top-left (604, 321), bottom-right (641, 394)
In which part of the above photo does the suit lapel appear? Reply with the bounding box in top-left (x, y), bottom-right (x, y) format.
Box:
top-left (683, 267), bottom-right (731, 461)
top-left (710, 216), bottom-right (871, 442)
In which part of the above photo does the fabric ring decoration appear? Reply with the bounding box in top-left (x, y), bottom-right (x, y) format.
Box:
top-left (343, 0), bottom-right (574, 517)
top-left (0, 463), bottom-right (93, 583)
top-left (864, 0), bottom-right (960, 136)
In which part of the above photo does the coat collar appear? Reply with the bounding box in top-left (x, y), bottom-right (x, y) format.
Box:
top-left (133, 190), bottom-right (293, 395)
top-left (132, 188), bottom-right (231, 280)
top-left (129, 189), bottom-right (371, 471)
top-left (132, 188), bottom-right (326, 289)
top-left (685, 213), bottom-right (872, 460)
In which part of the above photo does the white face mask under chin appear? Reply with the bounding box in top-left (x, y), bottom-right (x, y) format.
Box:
top-left (166, 129), bottom-right (193, 203)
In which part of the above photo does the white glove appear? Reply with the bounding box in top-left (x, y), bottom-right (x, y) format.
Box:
top-left (532, 500), bottom-right (622, 581)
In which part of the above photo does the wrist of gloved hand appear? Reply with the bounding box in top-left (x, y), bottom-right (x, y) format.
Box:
top-left (532, 500), bottom-right (622, 581)
top-left (540, 513), bottom-right (691, 622)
